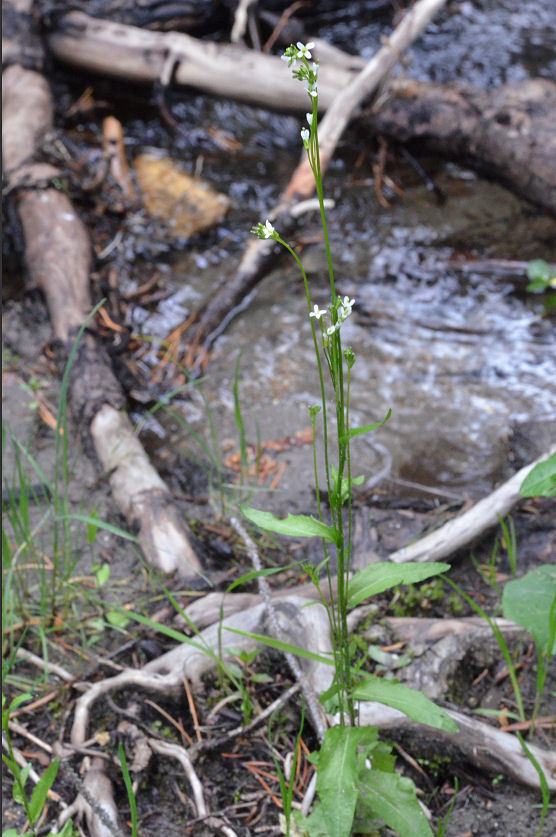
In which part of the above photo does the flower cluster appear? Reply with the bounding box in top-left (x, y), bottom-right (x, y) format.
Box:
top-left (281, 41), bottom-right (315, 66)
top-left (251, 219), bottom-right (278, 240)
top-left (309, 295), bottom-right (355, 344)
top-left (281, 42), bottom-right (319, 98)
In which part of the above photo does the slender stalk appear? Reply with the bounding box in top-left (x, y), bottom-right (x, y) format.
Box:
top-left (253, 45), bottom-right (360, 725)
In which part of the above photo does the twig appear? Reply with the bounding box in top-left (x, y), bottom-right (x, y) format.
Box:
top-left (15, 647), bottom-right (75, 682)
top-left (9, 690), bottom-right (60, 718)
top-left (148, 738), bottom-right (205, 815)
top-left (193, 683), bottom-right (301, 755)
top-left (183, 675), bottom-right (203, 742)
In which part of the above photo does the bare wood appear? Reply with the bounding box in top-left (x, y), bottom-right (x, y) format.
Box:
top-left (47, 11), bottom-right (355, 112)
top-left (2, 64), bottom-right (52, 172)
top-left (68, 590), bottom-right (554, 792)
top-left (357, 702), bottom-right (556, 791)
top-left (70, 592), bottom-right (332, 746)
top-left (389, 447), bottom-right (556, 563)
top-left (57, 756), bottom-right (122, 837)
top-left (360, 616), bottom-right (525, 701)
top-left (16, 163), bottom-right (94, 341)
top-left (231, 515), bottom-right (329, 742)
top-left (90, 404), bottom-right (201, 577)
top-left (2, 63), bottom-right (201, 579)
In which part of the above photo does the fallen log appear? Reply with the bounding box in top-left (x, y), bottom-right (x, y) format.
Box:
top-left (364, 77), bottom-right (556, 215)
top-left (46, 11), bottom-right (356, 112)
top-left (2, 63), bottom-right (201, 580)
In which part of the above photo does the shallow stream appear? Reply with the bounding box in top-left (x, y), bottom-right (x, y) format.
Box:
top-left (54, 0), bottom-right (556, 511)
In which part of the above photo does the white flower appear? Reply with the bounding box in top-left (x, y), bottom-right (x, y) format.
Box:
top-left (326, 324), bottom-right (337, 336)
top-left (338, 296), bottom-right (355, 320)
top-left (262, 219), bottom-right (275, 238)
top-left (306, 82), bottom-right (318, 98)
top-left (306, 112), bottom-right (313, 126)
top-left (297, 41), bottom-right (315, 59)
top-left (301, 128), bottom-right (310, 146)
top-left (312, 62), bottom-right (319, 76)
top-left (309, 304), bottom-right (326, 320)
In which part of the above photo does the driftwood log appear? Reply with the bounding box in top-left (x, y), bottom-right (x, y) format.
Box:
top-left (46, 10), bottom-right (356, 112)
top-left (67, 588), bottom-right (556, 795)
top-left (2, 62), bottom-right (201, 580)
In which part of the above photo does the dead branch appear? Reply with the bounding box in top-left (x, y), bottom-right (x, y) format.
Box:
top-left (57, 756), bottom-right (123, 837)
top-left (69, 591), bottom-right (331, 745)
top-left (356, 615), bottom-right (525, 700)
top-left (389, 446), bottom-right (556, 563)
top-left (46, 11), bottom-right (355, 112)
top-left (230, 515), bottom-right (329, 743)
top-left (2, 64), bottom-right (201, 580)
top-left (67, 588), bottom-right (555, 795)
top-left (90, 405), bottom-right (200, 576)
top-left (148, 739), bottom-right (239, 837)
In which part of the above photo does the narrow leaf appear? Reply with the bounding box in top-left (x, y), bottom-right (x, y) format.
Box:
top-left (225, 627), bottom-right (334, 667)
top-left (241, 506), bottom-right (339, 544)
top-left (340, 408), bottom-right (391, 442)
top-left (28, 759), bottom-right (59, 823)
top-left (226, 562), bottom-right (301, 592)
top-left (354, 675), bottom-right (458, 732)
top-left (61, 514), bottom-right (139, 542)
top-left (347, 562), bottom-right (450, 609)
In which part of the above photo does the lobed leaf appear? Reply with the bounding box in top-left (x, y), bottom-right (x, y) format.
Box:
top-left (356, 769), bottom-right (434, 837)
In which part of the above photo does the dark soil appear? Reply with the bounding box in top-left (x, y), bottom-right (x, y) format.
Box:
top-left (3, 3), bottom-right (556, 835)
top-left (2, 296), bottom-right (555, 836)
